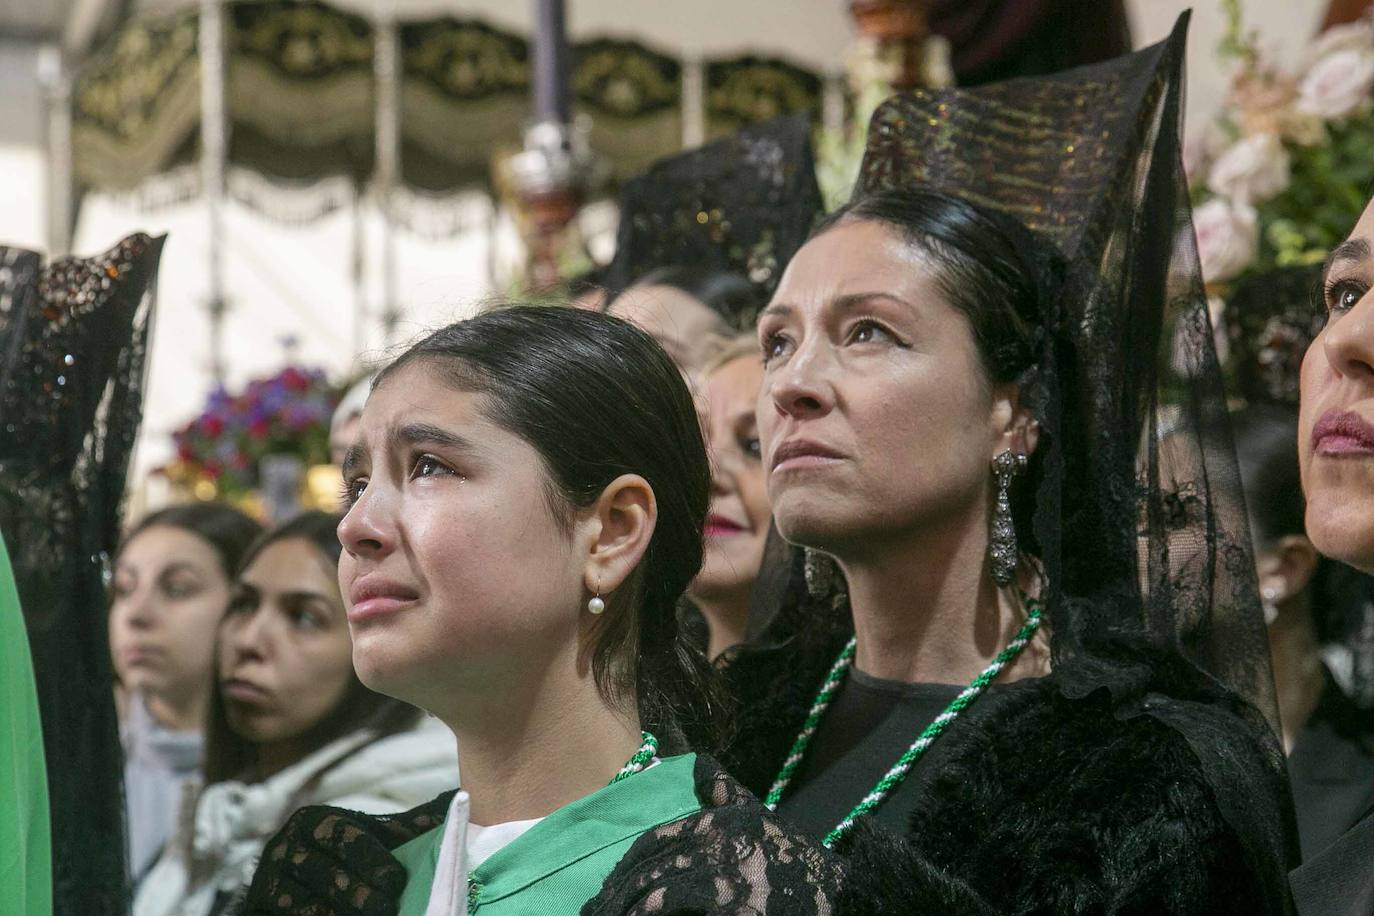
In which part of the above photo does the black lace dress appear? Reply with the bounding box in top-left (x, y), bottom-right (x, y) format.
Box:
top-left (237, 755), bottom-right (843, 915)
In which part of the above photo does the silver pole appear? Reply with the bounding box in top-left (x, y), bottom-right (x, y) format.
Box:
top-left (823, 73), bottom-right (847, 139)
top-left (374, 1), bottom-right (401, 346)
top-left (351, 184), bottom-right (367, 363)
top-left (531, 0), bottom-right (570, 125)
top-left (39, 45), bottom-right (74, 257)
top-left (682, 55), bottom-right (704, 148)
top-left (200, 0), bottom-right (228, 384)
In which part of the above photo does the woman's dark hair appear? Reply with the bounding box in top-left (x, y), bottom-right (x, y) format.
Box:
top-left (1230, 405), bottom-right (1347, 644)
top-left (819, 188), bottom-right (1064, 557)
top-left (1231, 405), bottom-right (1306, 547)
top-left (627, 265), bottom-right (762, 329)
top-left (818, 188), bottom-right (1059, 385)
top-left (376, 305), bottom-right (721, 750)
top-left (121, 502), bottom-right (263, 580)
top-left (202, 511), bottom-right (420, 783)
top-left (566, 264), bottom-right (608, 298)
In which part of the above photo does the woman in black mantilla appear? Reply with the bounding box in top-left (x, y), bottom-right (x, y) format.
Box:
top-left (600, 113), bottom-right (824, 377)
top-left (724, 16), bottom-right (1299, 913)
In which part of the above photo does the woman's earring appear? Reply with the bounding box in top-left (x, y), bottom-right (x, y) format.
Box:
top-left (1261, 585), bottom-right (1281, 626)
top-left (587, 583), bottom-right (605, 615)
top-left (990, 450), bottom-right (1028, 587)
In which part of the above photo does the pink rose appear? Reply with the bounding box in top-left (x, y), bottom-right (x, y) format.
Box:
top-left (1297, 49), bottom-right (1374, 121)
top-left (1206, 133), bottom-right (1291, 205)
top-left (1194, 198), bottom-right (1258, 284)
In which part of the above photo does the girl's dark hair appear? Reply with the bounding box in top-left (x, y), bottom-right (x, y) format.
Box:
top-left (820, 188), bottom-right (1064, 556)
top-left (377, 305), bottom-right (722, 750)
top-left (203, 511), bottom-right (420, 783)
top-left (629, 265), bottom-right (761, 328)
top-left (122, 502), bottom-right (264, 580)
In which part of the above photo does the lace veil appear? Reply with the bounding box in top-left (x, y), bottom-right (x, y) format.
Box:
top-left (0, 234), bottom-right (165, 912)
top-left (604, 114), bottom-right (824, 330)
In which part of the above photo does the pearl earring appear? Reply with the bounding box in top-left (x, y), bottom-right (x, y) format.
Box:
top-left (1261, 585), bottom-right (1280, 626)
top-left (587, 586), bottom-right (605, 615)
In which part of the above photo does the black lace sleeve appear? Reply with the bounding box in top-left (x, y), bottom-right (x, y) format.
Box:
top-left (238, 791), bottom-right (454, 916)
top-left (583, 756), bottom-right (844, 915)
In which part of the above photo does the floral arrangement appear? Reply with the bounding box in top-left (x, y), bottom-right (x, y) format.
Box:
top-left (1190, 5), bottom-right (1374, 286)
top-left (169, 366), bottom-right (337, 497)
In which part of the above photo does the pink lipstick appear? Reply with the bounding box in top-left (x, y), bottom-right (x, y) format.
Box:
top-left (1313, 411), bottom-right (1374, 456)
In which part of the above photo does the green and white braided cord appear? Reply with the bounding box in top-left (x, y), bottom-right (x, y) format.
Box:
top-left (765, 597), bottom-right (1044, 848)
top-left (610, 731), bottom-right (659, 785)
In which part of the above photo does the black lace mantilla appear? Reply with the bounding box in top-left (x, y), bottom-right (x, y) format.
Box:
top-left (604, 114), bottom-right (823, 328)
top-left (1, 233), bottom-right (164, 915)
top-left (240, 755), bottom-right (842, 915)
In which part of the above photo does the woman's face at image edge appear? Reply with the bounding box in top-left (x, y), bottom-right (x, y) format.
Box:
top-left (1299, 197), bottom-right (1374, 574)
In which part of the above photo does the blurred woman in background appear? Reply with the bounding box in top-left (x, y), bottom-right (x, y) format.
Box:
top-left (330, 375), bottom-right (375, 467)
top-left (111, 503), bottom-right (263, 880)
top-left (1234, 406), bottom-right (1330, 754)
top-left (601, 114), bottom-right (823, 380)
top-left (605, 266), bottom-right (757, 376)
top-left (134, 511), bottom-right (456, 916)
top-left (686, 335), bottom-right (771, 659)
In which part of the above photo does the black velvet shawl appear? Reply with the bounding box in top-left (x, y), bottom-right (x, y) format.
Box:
top-left (723, 631), bottom-right (1299, 915)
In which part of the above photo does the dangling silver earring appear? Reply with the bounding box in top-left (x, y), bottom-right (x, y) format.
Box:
top-left (804, 548), bottom-right (837, 600)
top-left (990, 450), bottom-right (1028, 587)
top-left (587, 583), bottom-right (605, 615)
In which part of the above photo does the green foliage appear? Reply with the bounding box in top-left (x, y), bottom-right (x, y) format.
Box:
top-left (1250, 116), bottom-right (1374, 272)
top-left (1217, 0), bottom-right (1257, 66)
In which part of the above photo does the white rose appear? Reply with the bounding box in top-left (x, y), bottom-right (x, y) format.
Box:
top-left (1306, 20), bottom-right (1374, 68)
top-left (1194, 198), bottom-right (1258, 284)
top-left (1297, 48), bottom-right (1374, 120)
top-left (1205, 133), bottom-right (1291, 205)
